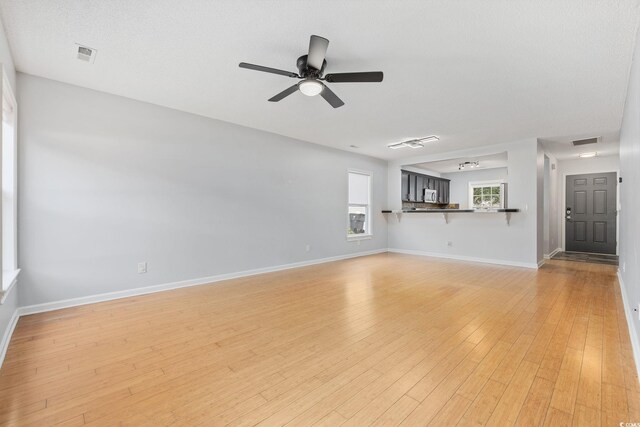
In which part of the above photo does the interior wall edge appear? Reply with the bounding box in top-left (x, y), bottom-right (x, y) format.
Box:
top-left (0, 307), bottom-right (19, 369)
top-left (617, 270), bottom-right (640, 383)
top-left (387, 248), bottom-right (540, 269)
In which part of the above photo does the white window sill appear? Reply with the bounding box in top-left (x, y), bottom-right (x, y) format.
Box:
top-left (1, 269), bottom-right (20, 304)
top-left (347, 234), bottom-right (373, 241)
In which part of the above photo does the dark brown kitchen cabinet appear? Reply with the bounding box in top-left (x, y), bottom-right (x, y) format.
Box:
top-left (401, 171), bottom-right (410, 201)
top-left (401, 170), bottom-right (450, 204)
top-left (408, 174), bottom-right (416, 201)
top-left (415, 175), bottom-right (425, 201)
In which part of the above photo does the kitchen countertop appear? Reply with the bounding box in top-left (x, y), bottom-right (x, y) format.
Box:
top-left (381, 208), bottom-right (520, 213)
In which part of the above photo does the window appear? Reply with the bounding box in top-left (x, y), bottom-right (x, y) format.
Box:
top-left (347, 170), bottom-right (372, 238)
top-left (1, 70), bottom-right (18, 294)
top-left (469, 181), bottom-right (505, 209)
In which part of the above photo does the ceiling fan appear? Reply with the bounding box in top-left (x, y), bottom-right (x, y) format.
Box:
top-left (239, 35), bottom-right (383, 108)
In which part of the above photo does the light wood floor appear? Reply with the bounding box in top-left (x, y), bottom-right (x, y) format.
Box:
top-left (1, 254), bottom-right (639, 426)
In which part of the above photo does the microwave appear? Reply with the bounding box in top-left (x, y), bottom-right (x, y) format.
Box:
top-left (423, 189), bottom-right (437, 203)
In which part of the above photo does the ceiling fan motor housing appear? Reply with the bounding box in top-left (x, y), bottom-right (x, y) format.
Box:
top-left (297, 55), bottom-right (326, 77)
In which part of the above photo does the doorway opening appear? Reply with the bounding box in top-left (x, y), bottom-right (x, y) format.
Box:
top-left (562, 171), bottom-right (618, 256)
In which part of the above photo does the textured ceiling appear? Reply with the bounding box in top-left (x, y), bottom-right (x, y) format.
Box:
top-left (1, 0), bottom-right (638, 160)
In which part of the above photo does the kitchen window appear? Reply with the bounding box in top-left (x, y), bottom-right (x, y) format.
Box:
top-left (347, 170), bottom-right (372, 238)
top-left (469, 180), bottom-right (505, 209)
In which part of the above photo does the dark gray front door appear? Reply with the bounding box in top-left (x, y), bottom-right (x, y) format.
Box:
top-left (565, 172), bottom-right (617, 254)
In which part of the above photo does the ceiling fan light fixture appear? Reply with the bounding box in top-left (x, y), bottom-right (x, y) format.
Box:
top-left (298, 79), bottom-right (323, 96)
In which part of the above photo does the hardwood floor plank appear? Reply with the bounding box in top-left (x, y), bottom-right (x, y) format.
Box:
top-left (0, 254), bottom-right (636, 426)
top-left (485, 360), bottom-right (539, 426)
top-left (371, 395), bottom-right (419, 427)
top-left (458, 379), bottom-right (508, 426)
top-left (514, 376), bottom-right (555, 427)
top-left (549, 347), bottom-right (584, 414)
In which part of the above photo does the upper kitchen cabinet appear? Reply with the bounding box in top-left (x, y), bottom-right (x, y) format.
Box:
top-left (401, 170), bottom-right (410, 201)
top-left (401, 170), bottom-right (450, 204)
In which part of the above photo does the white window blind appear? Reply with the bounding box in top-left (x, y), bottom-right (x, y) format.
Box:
top-left (348, 172), bottom-right (370, 205)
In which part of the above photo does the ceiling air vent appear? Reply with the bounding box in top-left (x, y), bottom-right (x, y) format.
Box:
top-left (76, 44), bottom-right (97, 63)
top-left (572, 137), bottom-right (599, 146)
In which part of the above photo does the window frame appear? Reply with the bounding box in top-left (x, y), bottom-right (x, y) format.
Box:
top-left (468, 179), bottom-right (506, 210)
top-left (1, 67), bottom-right (19, 299)
top-left (347, 169), bottom-right (373, 241)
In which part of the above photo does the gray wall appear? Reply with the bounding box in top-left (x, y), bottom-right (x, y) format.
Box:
top-left (536, 141), bottom-right (545, 264)
top-left (0, 16), bottom-right (14, 90)
top-left (619, 26), bottom-right (640, 362)
top-left (387, 139), bottom-right (540, 267)
top-left (17, 73), bottom-right (388, 307)
top-left (0, 16), bottom-right (17, 351)
top-left (542, 153), bottom-right (560, 256)
top-left (558, 155), bottom-right (620, 177)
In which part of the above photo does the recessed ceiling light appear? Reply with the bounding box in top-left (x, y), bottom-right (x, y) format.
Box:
top-left (579, 152), bottom-right (598, 158)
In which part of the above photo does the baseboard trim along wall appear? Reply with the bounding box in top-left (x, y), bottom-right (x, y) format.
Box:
top-left (0, 308), bottom-right (19, 368)
top-left (388, 248), bottom-right (540, 269)
top-left (4, 250), bottom-right (637, 381)
top-left (617, 271), bottom-right (640, 382)
top-left (18, 248), bottom-right (388, 317)
top-left (1, 248), bottom-right (390, 367)
top-left (544, 247), bottom-right (562, 260)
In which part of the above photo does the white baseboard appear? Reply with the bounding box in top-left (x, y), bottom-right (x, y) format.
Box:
top-left (0, 308), bottom-right (19, 368)
top-left (617, 271), bottom-right (640, 383)
top-left (0, 246), bottom-right (542, 369)
top-left (1, 248), bottom-right (389, 369)
top-left (17, 248), bottom-right (388, 317)
top-left (544, 247), bottom-right (562, 260)
top-left (388, 248), bottom-right (539, 269)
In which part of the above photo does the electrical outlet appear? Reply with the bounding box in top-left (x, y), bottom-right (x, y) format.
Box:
top-left (622, 262), bottom-right (626, 273)
top-left (356, 240), bottom-right (361, 246)
top-left (305, 244), bottom-right (311, 252)
top-left (137, 262), bottom-right (147, 274)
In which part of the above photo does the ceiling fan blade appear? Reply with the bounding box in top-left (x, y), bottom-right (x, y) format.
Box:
top-left (268, 84), bottom-right (299, 102)
top-left (320, 83), bottom-right (344, 108)
top-left (239, 62), bottom-right (299, 78)
top-left (324, 71), bottom-right (384, 83)
top-left (307, 35), bottom-right (329, 70)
